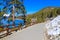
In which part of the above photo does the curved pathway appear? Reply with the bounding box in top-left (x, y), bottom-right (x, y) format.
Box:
top-left (0, 23), bottom-right (48, 40)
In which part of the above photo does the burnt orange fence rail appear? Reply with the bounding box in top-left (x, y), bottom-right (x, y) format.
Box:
top-left (0, 26), bottom-right (21, 39)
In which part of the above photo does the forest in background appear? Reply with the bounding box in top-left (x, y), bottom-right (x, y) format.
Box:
top-left (0, 7), bottom-right (60, 27)
top-left (26, 7), bottom-right (60, 25)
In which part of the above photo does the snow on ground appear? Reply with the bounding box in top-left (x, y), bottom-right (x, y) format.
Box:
top-left (46, 15), bottom-right (60, 36)
top-left (46, 15), bottom-right (60, 40)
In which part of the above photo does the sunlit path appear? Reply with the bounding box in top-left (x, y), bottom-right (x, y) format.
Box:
top-left (0, 22), bottom-right (47, 40)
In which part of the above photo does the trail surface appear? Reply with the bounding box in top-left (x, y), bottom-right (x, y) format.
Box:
top-left (0, 23), bottom-right (47, 40)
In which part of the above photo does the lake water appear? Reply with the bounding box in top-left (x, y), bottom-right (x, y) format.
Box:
top-left (0, 19), bottom-right (24, 28)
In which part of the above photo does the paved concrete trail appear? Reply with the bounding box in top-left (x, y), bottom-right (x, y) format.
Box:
top-left (0, 23), bottom-right (47, 40)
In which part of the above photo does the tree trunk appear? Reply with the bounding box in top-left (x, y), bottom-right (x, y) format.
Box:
top-left (12, 5), bottom-right (15, 21)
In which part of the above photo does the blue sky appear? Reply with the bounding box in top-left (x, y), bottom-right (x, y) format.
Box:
top-left (24, 0), bottom-right (60, 14)
top-left (0, 0), bottom-right (60, 14)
